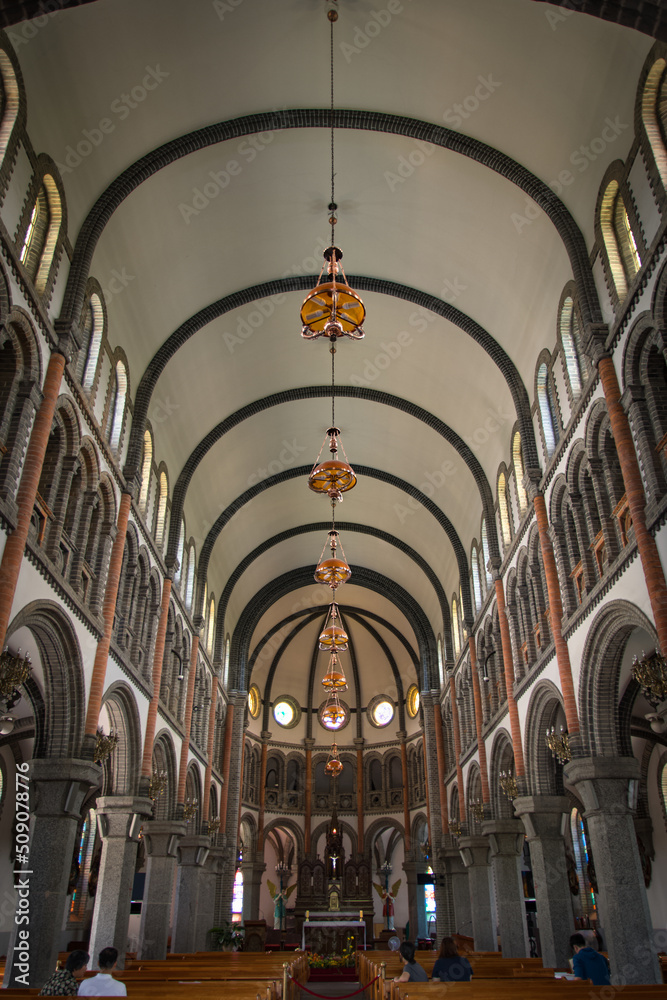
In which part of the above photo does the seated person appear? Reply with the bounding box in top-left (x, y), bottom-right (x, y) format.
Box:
top-left (78, 947), bottom-right (127, 996)
top-left (393, 941), bottom-right (428, 983)
top-left (570, 933), bottom-right (611, 986)
top-left (40, 950), bottom-right (90, 996)
top-left (432, 937), bottom-right (473, 982)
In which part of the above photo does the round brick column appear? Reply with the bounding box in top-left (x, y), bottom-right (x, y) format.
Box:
top-left (468, 636), bottom-right (491, 804)
top-left (0, 350), bottom-right (66, 651)
top-left (494, 578), bottom-right (526, 779)
top-left (83, 490), bottom-right (132, 747)
top-left (176, 635), bottom-right (200, 807)
top-left (449, 674), bottom-right (466, 824)
top-left (598, 354), bottom-right (667, 656)
top-left (141, 577), bottom-right (173, 781)
top-left (217, 702), bottom-right (236, 827)
top-left (202, 679), bottom-right (219, 823)
top-left (532, 491), bottom-right (580, 735)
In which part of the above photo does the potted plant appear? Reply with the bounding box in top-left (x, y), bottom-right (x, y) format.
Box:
top-left (209, 921), bottom-right (245, 951)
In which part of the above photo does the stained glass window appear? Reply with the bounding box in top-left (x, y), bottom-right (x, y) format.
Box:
top-left (425, 866), bottom-right (436, 915)
top-left (232, 868), bottom-right (244, 920)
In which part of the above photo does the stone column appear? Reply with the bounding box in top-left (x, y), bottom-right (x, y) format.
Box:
top-left (457, 835), bottom-right (495, 952)
top-left (171, 834), bottom-right (212, 954)
top-left (138, 819), bottom-right (187, 959)
top-left (402, 857), bottom-right (424, 940)
top-left (564, 756), bottom-right (662, 984)
top-left (442, 846), bottom-right (473, 938)
top-left (304, 737), bottom-right (314, 854)
top-left (3, 758), bottom-right (100, 988)
top-left (195, 845), bottom-right (227, 950)
top-left (513, 795), bottom-right (573, 968)
top-left (242, 855), bottom-right (266, 921)
top-left (88, 796), bottom-right (152, 968)
top-left (483, 819), bottom-right (528, 958)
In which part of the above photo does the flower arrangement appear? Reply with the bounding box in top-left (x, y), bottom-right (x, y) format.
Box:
top-left (308, 934), bottom-right (356, 968)
top-left (209, 921), bottom-right (245, 951)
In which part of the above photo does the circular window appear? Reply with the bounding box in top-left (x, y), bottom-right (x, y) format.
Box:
top-left (406, 684), bottom-right (420, 718)
top-left (273, 696), bottom-right (301, 728)
top-left (248, 684), bottom-right (261, 719)
top-left (368, 695), bottom-right (395, 728)
top-left (318, 698), bottom-right (350, 732)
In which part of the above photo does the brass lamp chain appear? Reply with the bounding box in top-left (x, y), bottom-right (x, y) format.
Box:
top-left (330, 12), bottom-right (335, 249)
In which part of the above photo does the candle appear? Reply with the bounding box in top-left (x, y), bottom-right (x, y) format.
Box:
top-left (306, 910), bottom-right (309, 921)
top-left (359, 910), bottom-right (363, 921)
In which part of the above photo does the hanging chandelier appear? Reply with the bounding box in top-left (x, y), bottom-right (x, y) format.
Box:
top-left (318, 602), bottom-right (348, 651)
top-left (300, 5), bottom-right (365, 344)
top-left (321, 691), bottom-right (346, 729)
top-left (632, 649), bottom-right (667, 708)
top-left (324, 740), bottom-right (344, 776)
top-left (545, 725), bottom-right (572, 764)
top-left (322, 650), bottom-right (348, 692)
top-left (314, 528), bottom-right (351, 589)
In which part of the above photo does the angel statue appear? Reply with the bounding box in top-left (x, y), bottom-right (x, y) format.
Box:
top-left (373, 879), bottom-right (402, 931)
top-left (267, 878), bottom-right (297, 930)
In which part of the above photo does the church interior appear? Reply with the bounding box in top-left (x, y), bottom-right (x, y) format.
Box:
top-left (0, 0), bottom-right (666, 988)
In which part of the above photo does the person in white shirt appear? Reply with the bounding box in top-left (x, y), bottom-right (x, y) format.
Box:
top-left (78, 947), bottom-right (127, 996)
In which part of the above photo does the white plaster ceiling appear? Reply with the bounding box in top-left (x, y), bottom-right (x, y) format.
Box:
top-left (13, 0), bottom-right (653, 669)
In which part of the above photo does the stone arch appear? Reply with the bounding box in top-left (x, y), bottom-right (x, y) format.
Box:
top-left (262, 815), bottom-right (305, 860)
top-left (152, 728), bottom-right (177, 821)
top-left (524, 679), bottom-right (568, 796)
top-left (578, 599), bottom-right (658, 756)
top-left (99, 681), bottom-right (142, 796)
top-left (364, 816), bottom-right (404, 860)
top-left (489, 727), bottom-right (515, 820)
top-left (239, 811), bottom-right (257, 854)
top-left (6, 600), bottom-right (85, 758)
top-left (184, 760), bottom-right (203, 831)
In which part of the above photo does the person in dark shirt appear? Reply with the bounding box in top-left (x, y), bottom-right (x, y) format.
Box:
top-left (431, 936), bottom-right (473, 982)
top-left (393, 942), bottom-right (428, 983)
top-left (39, 950), bottom-right (89, 996)
top-left (570, 933), bottom-right (611, 986)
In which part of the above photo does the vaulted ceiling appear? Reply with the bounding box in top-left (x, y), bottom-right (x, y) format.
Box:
top-left (11, 0), bottom-right (655, 699)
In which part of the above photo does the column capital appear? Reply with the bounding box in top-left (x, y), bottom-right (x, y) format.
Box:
top-left (581, 322), bottom-right (611, 364)
top-left (95, 795), bottom-right (154, 838)
top-left (261, 729), bottom-right (272, 741)
top-left (304, 737), bottom-right (316, 748)
top-left (481, 818), bottom-right (525, 858)
top-left (353, 737), bottom-right (365, 747)
top-left (142, 819), bottom-right (188, 856)
top-left (457, 834), bottom-right (490, 868)
top-left (513, 795), bottom-right (569, 841)
top-left (564, 755), bottom-right (639, 814)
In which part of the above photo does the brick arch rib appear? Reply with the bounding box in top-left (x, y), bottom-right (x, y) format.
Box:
top-left (215, 520), bottom-right (451, 661)
top-left (197, 463), bottom-right (474, 634)
top-left (233, 565), bottom-right (436, 691)
top-left (123, 275), bottom-right (539, 485)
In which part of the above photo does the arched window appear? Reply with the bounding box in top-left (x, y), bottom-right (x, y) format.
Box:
top-left (155, 471), bottom-right (168, 547)
top-left (139, 430), bottom-right (153, 512)
top-left (480, 519), bottom-right (492, 588)
top-left (512, 433), bottom-right (528, 512)
top-left (0, 50), bottom-right (20, 166)
top-left (20, 186), bottom-right (48, 277)
top-left (471, 544), bottom-right (482, 611)
top-left (452, 597), bottom-right (461, 657)
top-left (600, 181), bottom-right (641, 297)
top-left (437, 634), bottom-right (444, 686)
top-left (559, 297), bottom-right (582, 398)
top-left (224, 634), bottom-right (231, 687)
top-left (185, 544), bottom-right (196, 611)
top-left (107, 360), bottom-right (127, 451)
top-left (537, 363), bottom-right (559, 457)
top-left (207, 597), bottom-right (215, 656)
top-left (232, 868), bottom-right (244, 921)
top-left (77, 294), bottom-right (104, 390)
top-left (497, 471), bottom-right (512, 546)
top-left (642, 59), bottom-right (667, 187)
top-left (19, 175), bottom-right (62, 295)
top-left (174, 518), bottom-right (185, 588)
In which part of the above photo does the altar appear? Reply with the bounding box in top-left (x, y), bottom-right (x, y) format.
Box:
top-left (301, 917), bottom-right (366, 952)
